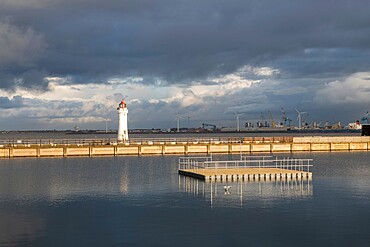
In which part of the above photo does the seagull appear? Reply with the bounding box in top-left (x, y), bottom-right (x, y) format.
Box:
top-left (224, 185), bottom-right (232, 194)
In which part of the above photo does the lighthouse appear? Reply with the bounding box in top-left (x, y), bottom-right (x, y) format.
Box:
top-left (117, 99), bottom-right (129, 142)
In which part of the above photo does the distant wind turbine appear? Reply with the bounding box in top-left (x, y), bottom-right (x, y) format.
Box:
top-left (175, 114), bottom-right (184, 132)
top-left (234, 112), bottom-right (243, 132)
top-left (295, 108), bottom-right (307, 130)
top-left (105, 118), bottom-right (112, 133)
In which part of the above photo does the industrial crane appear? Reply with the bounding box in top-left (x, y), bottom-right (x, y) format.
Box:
top-left (268, 111), bottom-right (275, 128)
top-left (361, 111), bottom-right (369, 124)
top-left (281, 108), bottom-right (292, 126)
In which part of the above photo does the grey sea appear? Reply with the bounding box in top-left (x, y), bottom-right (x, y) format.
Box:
top-left (0, 133), bottom-right (369, 246)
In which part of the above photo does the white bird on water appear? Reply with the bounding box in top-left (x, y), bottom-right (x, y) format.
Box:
top-left (224, 185), bottom-right (232, 194)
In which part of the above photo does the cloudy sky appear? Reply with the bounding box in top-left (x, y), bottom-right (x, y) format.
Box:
top-left (0, 0), bottom-right (370, 130)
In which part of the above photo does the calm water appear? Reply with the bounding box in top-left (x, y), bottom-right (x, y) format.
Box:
top-left (0, 152), bottom-right (370, 246)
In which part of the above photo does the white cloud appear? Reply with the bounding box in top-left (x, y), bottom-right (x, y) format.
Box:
top-left (162, 65), bottom-right (277, 106)
top-left (204, 65), bottom-right (279, 96)
top-left (0, 65), bottom-right (283, 129)
top-left (243, 65), bottom-right (280, 77)
top-left (41, 116), bottom-right (109, 124)
top-left (315, 72), bottom-right (370, 105)
top-left (273, 86), bottom-right (308, 96)
top-left (164, 88), bottom-right (202, 107)
top-left (107, 76), bottom-right (144, 85)
top-left (210, 73), bottom-right (259, 93)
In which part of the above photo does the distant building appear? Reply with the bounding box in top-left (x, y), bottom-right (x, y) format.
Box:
top-left (362, 124), bottom-right (370, 136)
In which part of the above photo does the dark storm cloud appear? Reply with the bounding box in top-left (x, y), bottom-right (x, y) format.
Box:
top-left (1, 0), bottom-right (370, 89)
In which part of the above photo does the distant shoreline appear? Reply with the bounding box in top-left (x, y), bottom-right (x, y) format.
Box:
top-left (0, 129), bottom-right (362, 134)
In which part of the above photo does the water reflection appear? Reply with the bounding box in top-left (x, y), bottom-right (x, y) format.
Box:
top-left (0, 210), bottom-right (44, 246)
top-left (179, 176), bottom-right (312, 208)
top-left (0, 156), bottom-right (179, 202)
top-left (0, 152), bottom-right (370, 246)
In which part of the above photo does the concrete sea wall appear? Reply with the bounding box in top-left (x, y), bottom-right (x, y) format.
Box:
top-left (0, 136), bottom-right (369, 158)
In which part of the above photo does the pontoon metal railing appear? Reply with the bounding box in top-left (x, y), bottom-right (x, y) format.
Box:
top-left (179, 156), bottom-right (313, 173)
top-left (178, 156), bottom-right (213, 170)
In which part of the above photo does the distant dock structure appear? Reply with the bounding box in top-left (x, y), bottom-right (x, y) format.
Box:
top-left (0, 136), bottom-right (369, 158)
top-left (362, 124), bottom-right (370, 136)
top-left (178, 155), bottom-right (313, 182)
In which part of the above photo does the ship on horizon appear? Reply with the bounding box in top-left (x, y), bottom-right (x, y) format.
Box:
top-left (347, 111), bottom-right (369, 130)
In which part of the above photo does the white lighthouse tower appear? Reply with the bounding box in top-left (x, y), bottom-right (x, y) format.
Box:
top-left (117, 99), bottom-right (129, 142)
